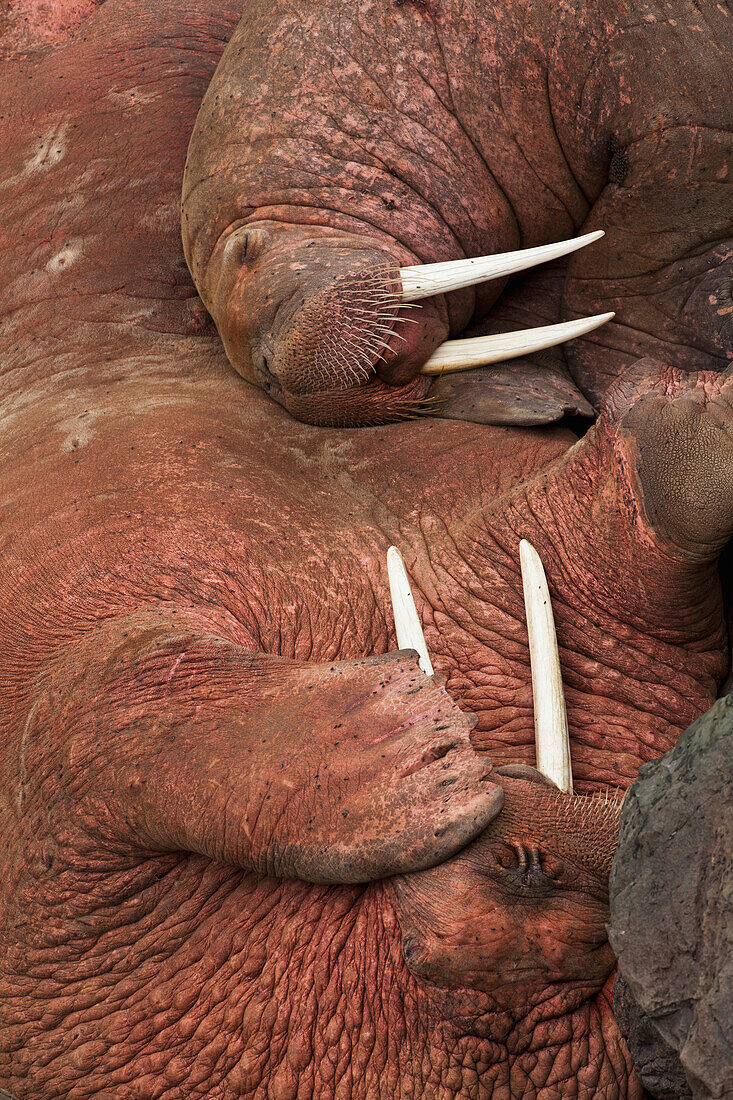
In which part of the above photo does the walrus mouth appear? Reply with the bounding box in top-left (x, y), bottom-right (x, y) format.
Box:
top-left (388, 541), bottom-right (576, 795)
top-left (275, 231), bottom-right (613, 399)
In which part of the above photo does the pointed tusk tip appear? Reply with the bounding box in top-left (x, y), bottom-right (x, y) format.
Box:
top-left (519, 538), bottom-right (542, 572)
top-left (420, 311), bottom-right (616, 375)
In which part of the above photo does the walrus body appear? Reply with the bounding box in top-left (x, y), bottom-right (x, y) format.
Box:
top-left (0, 1), bottom-right (731, 1097)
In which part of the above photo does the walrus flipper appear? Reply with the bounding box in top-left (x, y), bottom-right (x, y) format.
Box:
top-left (20, 612), bottom-right (502, 885)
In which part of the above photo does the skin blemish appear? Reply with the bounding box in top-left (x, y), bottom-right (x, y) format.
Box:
top-left (45, 241), bottom-right (81, 276)
top-left (107, 88), bottom-right (160, 108)
top-left (24, 123), bottom-right (68, 173)
top-left (58, 407), bottom-right (102, 453)
top-left (166, 655), bottom-right (184, 684)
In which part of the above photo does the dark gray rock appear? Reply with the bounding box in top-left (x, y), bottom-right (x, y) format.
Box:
top-left (609, 694), bottom-right (733, 1100)
top-left (614, 974), bottom-right (693, 1100)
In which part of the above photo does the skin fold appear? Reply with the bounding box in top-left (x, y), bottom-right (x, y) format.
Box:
top-left (182, 0), bottom-right (732, 425)
top-left (0, 1), bottom-right (731, 1097)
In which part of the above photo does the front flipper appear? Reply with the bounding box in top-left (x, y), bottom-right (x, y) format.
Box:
top-left (603, 359), bottom-right (733, 561)
top-left (21, 613), bottom-right (502, 884)
top-left (429, 353), bottom-right (593, 426)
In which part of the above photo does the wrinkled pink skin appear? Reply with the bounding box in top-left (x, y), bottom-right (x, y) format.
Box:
top-left (1, 2), bottom-right (732, 1098)
top-left (182, 0), bottom-right (732, 424)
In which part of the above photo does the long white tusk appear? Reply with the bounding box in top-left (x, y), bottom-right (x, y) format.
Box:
top-left (387, 546), bottom-right (434, 675)
top-left (420, 312), bottom-right (614, 376)
top-left (519, 539), bottom-right (573, 794)
top-left (399, 231), bottom-right (604, 303)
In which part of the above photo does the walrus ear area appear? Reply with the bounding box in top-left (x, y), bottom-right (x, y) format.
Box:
top-left (603, 359), bottom-right (733, 560)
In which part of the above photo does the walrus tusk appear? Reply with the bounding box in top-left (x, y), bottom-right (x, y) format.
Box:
top-left (387, 546), bottom-right (434, 676)
top-left (419, 312), bottom-right (615, 376)
top-left (399, 231), bottom-right (604, 303)
top-left (519, 539), bottom-right (573, 794)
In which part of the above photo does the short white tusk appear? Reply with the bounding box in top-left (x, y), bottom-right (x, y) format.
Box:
top-left (399, 231), bottom-right (604, 303)
top-left (519, 539), bottom-right (573, 795)
top-left (420, 312), bottom-right (614, 376)
top-left (387, 546), bottom-right (434, 675)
